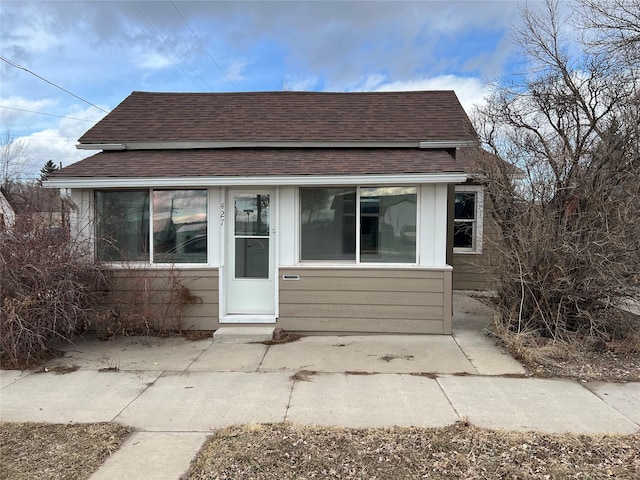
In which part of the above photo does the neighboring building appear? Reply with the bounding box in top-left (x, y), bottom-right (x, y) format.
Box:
top-left (0, 187), bottom-right (16, 232)
top-left (45, 90), bottom-right (480, 334)
top-left (1, 184), bottom-right (69, 234)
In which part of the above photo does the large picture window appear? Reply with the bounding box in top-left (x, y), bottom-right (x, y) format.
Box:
top-left (300, 186), bottom-right (417, 264)
top-left (300, 188), bottom-right (356, 261)
top-left (153, 190), bottom-right (208, 263)
top-left (454, 186), bottom-right (483, 253)
top-left (95, 189), bottom-right (207, 263)
top-left (96, 190), bottom-right (149, 261)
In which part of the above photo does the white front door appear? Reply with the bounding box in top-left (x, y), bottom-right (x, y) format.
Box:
top-left (223, 190), bottom-right (276, 320)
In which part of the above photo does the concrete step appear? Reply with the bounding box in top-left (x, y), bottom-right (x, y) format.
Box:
top-left (212, 326), bottom-right (276, 344)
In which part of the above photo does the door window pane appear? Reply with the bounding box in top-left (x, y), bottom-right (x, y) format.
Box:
top-left (95, 190), bottom-right (149, 261)
top-left (153, 190), bottom-right (208, 263)
top-left (234, 193), bottom-right (270, 278)
top-left (300, 188), bottom-right (356, 260)
top-left (360, 187), bottom-right (417, 263)
top-left (235, 238), bottom-right (269, 278)
top-left (235, 194), bottom-right (270, 236)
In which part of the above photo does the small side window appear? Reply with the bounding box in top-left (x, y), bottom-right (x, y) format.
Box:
top-left (454, 186), bottom-right (483, 254)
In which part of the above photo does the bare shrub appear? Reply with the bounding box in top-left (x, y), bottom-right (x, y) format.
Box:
top-left (472, 123), bottom-right (640, 342)
top-left (0, 215), bottom-right (106, 368)
top-left (472, 0), bottom-right (640, 346)
top-left (95, 264), bottom-right (201, 339)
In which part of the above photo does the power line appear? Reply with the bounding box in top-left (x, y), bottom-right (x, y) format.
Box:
top-left (0, 56), bottom-right (110, 114)
top-left (170, 0), bottom-right (239, 92)
top-left (0, 105), bottom-right (98, 122)
top-left (123, 1), bottom-right (213, 91)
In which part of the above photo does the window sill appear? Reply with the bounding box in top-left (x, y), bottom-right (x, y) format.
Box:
top-left (290, 263), bottom-right (453, 271)
top-left (102, 262), bottom-right (215, 269)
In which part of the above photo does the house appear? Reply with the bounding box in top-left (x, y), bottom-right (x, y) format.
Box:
top-left (0, 187), bottom-right (16, 232)
top-left (44, 90), bottom-right (482, 334)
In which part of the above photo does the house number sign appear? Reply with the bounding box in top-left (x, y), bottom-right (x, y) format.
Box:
top-left (220, 201), bottom-right (225, 226)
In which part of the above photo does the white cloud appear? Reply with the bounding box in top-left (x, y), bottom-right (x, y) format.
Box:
top-left (371, 75), bottom-right (491, 113)
top-left (136, 51), bottom-right (175, 70)
top-left (224, 58), bottom-right (248, 83)
top-left (0, 96), bottom-right (57, 127)
top-left (358, 74), bottom-right (387, 91)
top-left (14, 106), bottom-right (107, 178)
top-left (282, 75), bottom-right (320, 91)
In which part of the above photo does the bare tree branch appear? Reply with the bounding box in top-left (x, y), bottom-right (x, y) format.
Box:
top-left (472, 0), bottom-right (640, 343)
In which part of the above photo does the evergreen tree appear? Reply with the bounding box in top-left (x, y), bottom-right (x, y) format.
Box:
top-left (39, 160), bottom-right (58, 182)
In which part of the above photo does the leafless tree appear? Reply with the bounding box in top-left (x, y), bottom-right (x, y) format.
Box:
top-left (0, 130), bottom-right (31, 192)
top-left (577, 0), bottom-right (640, 67)
top-left (473, 0), bottom-right (640, 343)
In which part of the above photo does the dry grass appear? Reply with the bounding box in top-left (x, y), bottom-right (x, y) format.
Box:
top-left (261, 329), bottom-right (303, 345)
top-left (474, 295), bottom-right (640, 382)
top-left (0, 422), bottom-right (131, 480)
top-left (185, 423), bottom-right (640, 479)
top-left (495, 328), bottom-right (640, 382)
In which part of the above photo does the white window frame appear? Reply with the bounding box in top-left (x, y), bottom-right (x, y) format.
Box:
top-left (94, 187), bottom-right (211, 267)
top-left (453, 185), bottom-right (484, 254)
top-left (297, 185), bottom-right (419, 266)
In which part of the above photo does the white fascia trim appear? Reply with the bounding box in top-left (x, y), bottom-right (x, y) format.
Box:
top-left (77, 140), bottom-right (478, 151)
top-left (43, 173), bottom-right (468, 189)
top-left (419, 141), bottom-right (476, 149)
top-left (77, 141), bottom-right (421, 150)
top-left (76, 143), bottom-right (125, 150)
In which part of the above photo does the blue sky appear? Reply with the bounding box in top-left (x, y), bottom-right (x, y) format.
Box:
top-left (1, 0), bottom-right (538, 177)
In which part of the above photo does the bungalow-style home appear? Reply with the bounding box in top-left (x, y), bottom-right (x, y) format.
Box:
top-left (45, 90), bottom-right (487, 334)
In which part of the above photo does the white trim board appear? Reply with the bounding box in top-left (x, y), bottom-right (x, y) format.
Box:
top-left (44, 173), bottom-right (468, 189)
top-left (76, 140), bottom-right (476, 150)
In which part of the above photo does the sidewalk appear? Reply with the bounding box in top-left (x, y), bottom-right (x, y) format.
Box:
top-left (1, 292), bottom-right (638, 480)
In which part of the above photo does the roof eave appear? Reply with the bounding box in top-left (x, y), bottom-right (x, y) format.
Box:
top-left (76, 140), bottom-right (477, 151)
top-left (43, 172), bottom-right (468, 189)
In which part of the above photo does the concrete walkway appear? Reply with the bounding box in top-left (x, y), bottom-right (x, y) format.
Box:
top-left (1, 292), bottom-right (638, 480)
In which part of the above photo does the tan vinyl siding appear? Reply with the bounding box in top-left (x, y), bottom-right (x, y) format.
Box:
top-left (452, 251), bottom-right (495, 291)
top-left (104, 268), bottom-right (219, 330)
top-left (278, 267), bottom-right (452, 334)
top-left (102, 266), bottom-right (453, 333)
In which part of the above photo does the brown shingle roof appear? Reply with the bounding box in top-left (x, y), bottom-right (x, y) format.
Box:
top-left (55, 148), bottom-right (462, 178)
top-left (79, 91), bottom-right (475, 144)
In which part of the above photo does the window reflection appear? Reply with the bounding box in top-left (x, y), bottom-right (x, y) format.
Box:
top-left (300, 188), bottom-right (356, 260)
top-left (153, 190), bottom-right (208, 263)
top-left (454, 192), bottom-right (476, 250)
top-left (360, 187), bottom-right (417, 263)
top-left (234, 194), bottom-right (270, 236)
top-left (96, 190), bottom-right (149, 261)
top-left (299, 186), bottom-right (417, 263)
